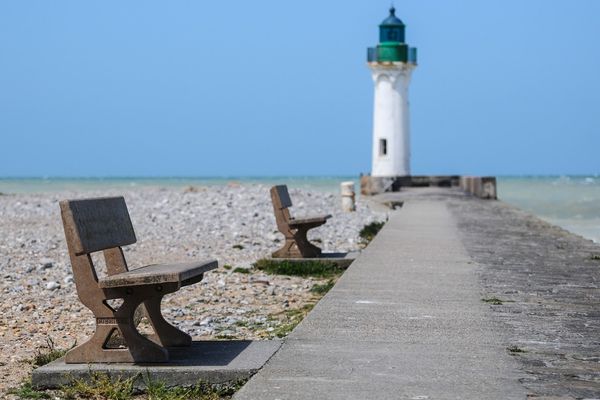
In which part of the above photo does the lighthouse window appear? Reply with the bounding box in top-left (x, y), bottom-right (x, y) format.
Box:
top-left (379, 139), bottom-right (387, 156)
top-left (387, 29), bottom-right (398, 42)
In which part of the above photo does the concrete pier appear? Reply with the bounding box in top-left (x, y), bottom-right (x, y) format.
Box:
top-left (235, 188), bottom-right (600, 399)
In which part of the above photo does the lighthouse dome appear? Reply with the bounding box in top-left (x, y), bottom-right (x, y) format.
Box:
top-left (381, 7), bottom-right (404, 26)
top-left (379, 7), bottom-right (405, 43)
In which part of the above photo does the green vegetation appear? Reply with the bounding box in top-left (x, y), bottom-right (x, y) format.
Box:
top-left (254, 259), bottom-right (344, 278)
top-left (222, 264), bottom-right (232, 270)
top-left (507, 345), bottom-right (526, 354)
top-left (8, 380), bottom-right (50, 399)
top-left (591, 254), bottom-right (600, 260)
top-left (481, 297), bottom-right (504, 306)
top-left (143, 374), bottom-right (244, 400)
top-left (12, 372), bottom-right (245, 400)
top-left (32, 338), bottom-right (72, 367)
top-left (271, 322), bottom-right (296, 338)
top-left (310, 280), bottom-right (335, 295)
top-left (214, 334), bottom-right (237, 340)
top-left (232, 245), bottom-right (244, 250)
top-left (232, 267), bottom-right (250, 274)
top-left (270, 304), bottom-right (315, 338)
top-left (359, 221), bottom-right (386, 244)
top-left (60, 372), bottom-right (135, 400)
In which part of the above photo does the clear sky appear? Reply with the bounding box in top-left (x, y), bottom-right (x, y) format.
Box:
top-left (1, 1), bottom-right (599, 177)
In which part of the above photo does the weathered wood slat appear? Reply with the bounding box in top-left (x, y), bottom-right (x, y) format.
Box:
top-left (99, 260), bottom-right (217, 288)
top-left (289, 215), bottom-right (332, 226)
top-left (60, 197), bottom-right (136, 256)
top-left (272, 185), bottom-right (292, 209)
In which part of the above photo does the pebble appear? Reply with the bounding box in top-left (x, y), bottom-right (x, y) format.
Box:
top-left (45, 282), bottom-right (60, 290)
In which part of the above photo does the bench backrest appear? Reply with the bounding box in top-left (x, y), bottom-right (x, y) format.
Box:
top-left (60, 197), bottom-right (137, 256)
top-left (270, 185), bottom-right (294, 233)
top-left (271, 185), bottom-right (292, 208)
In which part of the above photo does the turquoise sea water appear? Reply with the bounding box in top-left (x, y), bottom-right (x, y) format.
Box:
top-left (498, 176), bottom-right (600, 243)
top-left (1, 176), bottom-right (598, 242)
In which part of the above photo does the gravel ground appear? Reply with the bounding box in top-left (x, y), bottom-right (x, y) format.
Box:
top-left (0, 184), bottom-right (387, 395)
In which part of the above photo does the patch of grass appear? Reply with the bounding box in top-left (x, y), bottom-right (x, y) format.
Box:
top-left (222, 264), bottom-right (232, 270)
top-left (310, 280), bottom-right (335, 295)
top-left (270, 304), bottom-right (315, 338)
top-left (214, 334), bottom-right (237, 340)
top-left (232, 245), bottom-right (244, 250)
top-left (32, 337), bottom-right (72, 367)
top-left (591, 254), bottom-right (600, 260)
top-left (13, 373), bottom-right (244, 400)
top-left (60, 371), bottom-right (135, 400)
top-left (271, 322), bottom-right (297, 338)
top-left (359, 221), bottom-right (386, 244)
top-left (482, 297), bottom-right (504, 305)
top-left (285, 303), bottom-right (315, 318)
top-left (143, 373), bottom-right (244, 399)
top-left (8, 380), bottom-right (50, 399)
top-left (254, 259), bottom-right (344, 278)
top-left (507, 345), bottom-right (526, 354)
top-left (232, 267), bottom-right (250, 274)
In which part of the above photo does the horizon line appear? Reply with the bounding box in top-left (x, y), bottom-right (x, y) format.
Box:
top-left (0, 174), bottom-right (598, 180)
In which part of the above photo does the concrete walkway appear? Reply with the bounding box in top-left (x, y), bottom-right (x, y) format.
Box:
top-left (235, 195), bottom-right (525, 399)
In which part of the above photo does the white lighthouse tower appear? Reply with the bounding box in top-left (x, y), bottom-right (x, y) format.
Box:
top-left (368, 7), bottom-right (417, 178)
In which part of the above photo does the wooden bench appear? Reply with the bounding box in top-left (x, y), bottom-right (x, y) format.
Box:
top-left (270, 185), bottom-right (331, 258)
top-left (59, 196), bottom-right (217, 364)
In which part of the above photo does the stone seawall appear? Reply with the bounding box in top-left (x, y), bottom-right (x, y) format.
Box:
top-left (378, 187), bottom-right (600, 398)
top-left (449, 191), bottom-right (600, 398)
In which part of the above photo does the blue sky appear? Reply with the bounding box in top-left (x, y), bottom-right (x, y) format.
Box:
top-left (0, 1), bottom-right (598, 177)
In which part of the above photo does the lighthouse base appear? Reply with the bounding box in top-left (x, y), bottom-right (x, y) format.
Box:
top-left (360, 175), bottom-right (458, 195)
top-left (360, 175), bottom-right (497, 199)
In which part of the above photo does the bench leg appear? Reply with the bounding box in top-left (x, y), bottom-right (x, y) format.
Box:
top-left (144, 297), bottom-right (192, 347)
top-left (272, 227), bottom-right (322, 258)
top-left (116, 294), bottom-right (169, 363)
top-left (272, 236), bottom-right (302, 258)
top-left (294, 226), bottom-right (322, 258)
top-left (66, 324), bottom-right (136, 364)
top-left (65, 294), bottom-right (169, 364)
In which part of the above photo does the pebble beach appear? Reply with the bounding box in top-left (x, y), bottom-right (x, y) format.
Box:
top-left (0, 183), bottom-right (387, 394)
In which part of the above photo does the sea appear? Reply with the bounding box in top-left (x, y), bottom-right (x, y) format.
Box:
top-left (1, 176), bottom-right (598, 243)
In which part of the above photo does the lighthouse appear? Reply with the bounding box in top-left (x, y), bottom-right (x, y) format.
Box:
top-left (367, 7), bottom-right (417, 178)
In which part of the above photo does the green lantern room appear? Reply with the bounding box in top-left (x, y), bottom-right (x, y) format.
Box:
top-left (367, 7), bottom-right (417, 64)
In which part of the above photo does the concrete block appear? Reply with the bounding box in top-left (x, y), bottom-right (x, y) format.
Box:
top-left (472, 177), bottom-right (483, 197)
top-left (481, 177), bottom-right (497, 199)
top-left (32, 340), bottom-right (282, 390)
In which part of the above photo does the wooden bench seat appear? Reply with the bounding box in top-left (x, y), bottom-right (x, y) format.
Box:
top-left (270, 185), bottom-right (331, 258)
top-left (288, 215), bottom-right (331, 227)
top-left (98, 261), bottom-right (217, 289)
top-left (59, 196), bottom-right (217, 364)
